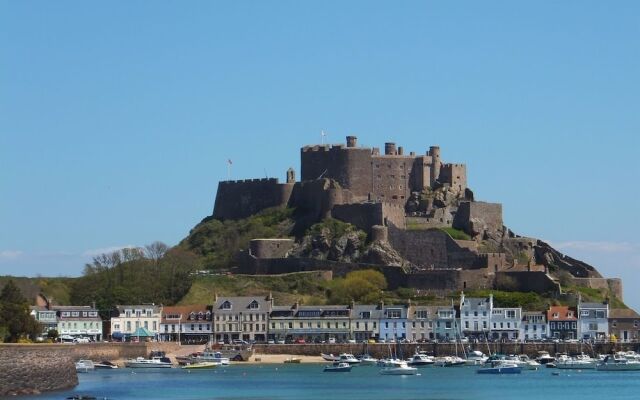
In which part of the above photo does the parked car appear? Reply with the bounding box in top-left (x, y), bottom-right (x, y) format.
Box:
top-left (328, 337), bottom-right (336, 344)
top-left (294, 338), bottom-right (306, 344)
top-left (347, 339), bottom-right (356, 344)
top-left (277, 339), bottom-right (286, 344)
top-left (267, 339), bottom-right (275, 344)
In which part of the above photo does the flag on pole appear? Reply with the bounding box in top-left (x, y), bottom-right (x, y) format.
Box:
top-left (227, 159), bottom-right (233, 165)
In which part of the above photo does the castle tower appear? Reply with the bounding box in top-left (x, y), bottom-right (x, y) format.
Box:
top-left (429, 146), bottom-right (441, 185)
top-left (286, 167), bottom-right (295, 183)
top-left (346, 135), bottom-right (357, 148)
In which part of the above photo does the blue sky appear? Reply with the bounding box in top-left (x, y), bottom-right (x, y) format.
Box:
top-left (1, 2), bottom-right (639, 308)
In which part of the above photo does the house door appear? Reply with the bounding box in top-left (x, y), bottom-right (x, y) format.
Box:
top-left (474, 321), bottom-right (478, 331)
top-left (624, 331), bottom-right (629, 341)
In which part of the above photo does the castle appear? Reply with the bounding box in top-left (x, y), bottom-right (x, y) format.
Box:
top-left (211, 136), bottom-right (622, 301)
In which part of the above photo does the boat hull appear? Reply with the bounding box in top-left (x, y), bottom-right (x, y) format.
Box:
top-left (379, 368), bottom-right (418, 375)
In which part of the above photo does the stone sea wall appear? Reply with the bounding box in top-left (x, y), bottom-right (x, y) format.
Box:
top-left (0, 342), bottom-right (181, 397)
top-left (0, 344), bottom-right (78, 397)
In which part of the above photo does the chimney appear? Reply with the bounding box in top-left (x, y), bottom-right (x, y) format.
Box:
top-left (346, 136), bottom-right (357, 148)
top-left (384, 142), bottom-right (397, 155)
top-left (398, 146), bottom-right (404, 155)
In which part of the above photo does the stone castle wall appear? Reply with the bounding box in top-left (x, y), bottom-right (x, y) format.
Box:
top-left (331, 202), bottom-right (406, 233)
top-left (249, 239), bottom-right (295, 259)
top-left (213, 178), bottom-right (294, 220)
top-left (388, 226), bottom-right (488, 269)
top-left (453, 201), bottom-right (503, 236)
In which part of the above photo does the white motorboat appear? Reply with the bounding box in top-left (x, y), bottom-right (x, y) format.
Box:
top-left (192, 350), bottom-right (230, 366)
top-left (338, 353), bottom-right (361, 365)
top-left (465, 350), bottom-right (488, 366)
top-left (477, 360), bottom-right (522, 374)
top-left (357, 354), bottom-right (378, 365)
top-left (379, 361), bottom-right (418, 375)
top-left (124, 356), bottom-right (173, 368)
top-left (434, 356), bottom-right (466, 367)
top-left (556, 353), bottom-right (597, 370)
top-left (596, 355), bottom-right (640, 371)
top-left (324, 362), bottom-right (352, 372)
top-left (517, 355), bottom-right (541, 370)
top-left (75, 359), bottom-right (95, 373)
top-left (377, 358), bottom-right (404, 367)
top-left (536, 351), bottom-right (555, 365)
top-left (407, 353), bottom-right (435, 366)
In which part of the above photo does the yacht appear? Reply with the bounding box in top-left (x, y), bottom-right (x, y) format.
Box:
top-left (434, 356), bottom-right (466, 367)
top-left (379, 361), bottom-right (418, 375)
top-left (124, 356), bottom-right (173, 368)
top-left (321, 353), bottom-right (339, 362)
top-left (465, 350), bottom-right (488, 366)
top-left (556, 353), bottom-right (597, 370)
top-left (357, 354), bottom-right (378, 365)
top-left (596, 355), bottom-right (640, 371)
top-left (407, 353), bottom-right (435, 367)
top-left (75, 360), bottom-right (95, 373)
top-left (338, 353), bottom-right (361, 365)
top-left (536, 351), bottom-right (555, 365)
top-left (377, 358), bottom-right (404, 367)
top-left (517, 355), bottom-right (541, 370)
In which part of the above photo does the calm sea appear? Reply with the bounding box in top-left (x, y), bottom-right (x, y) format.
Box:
top-left (22, 364), bottom-right (639, 400)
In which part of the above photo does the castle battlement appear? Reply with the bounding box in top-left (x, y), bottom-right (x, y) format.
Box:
top-left (219, 177), bottom-right (280, 185)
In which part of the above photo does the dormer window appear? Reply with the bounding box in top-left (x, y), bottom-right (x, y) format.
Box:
top-left (568, 311), bottom-right (574, 317)
top-left (190, 312), bottom-right (196, 320)
top-left (553, 313), bottom-right (559, 319)
top-left (221, 301), bottom-right (232, 310)
top-left (249, 300), bottom-right (259, 309)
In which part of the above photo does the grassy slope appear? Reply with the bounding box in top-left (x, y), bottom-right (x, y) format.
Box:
top-left (0, 276), bottom-right (73, 305)
top-left (179, 272), bottom-right (331, 306)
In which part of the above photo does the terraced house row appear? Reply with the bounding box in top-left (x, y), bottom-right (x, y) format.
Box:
top-left (95, 294), bottom-right (640, 344)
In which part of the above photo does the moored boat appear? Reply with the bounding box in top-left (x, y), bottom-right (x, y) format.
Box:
top-left (407, 352), bottom-right (435, 367)
top-left (357, 354), bottom-right (378, 365)
top-left (379, 361), bottom-right (418, 375)
top-left (536, 351), bottom-right (555, 365)
top-left (124, 356), bottom-right (173, 368)
top-left (434, 356), bottom-right (466, 367)
top-left (94, 360), bottom-right (118, 369)
top-left (596, 355), bottom-right (640, 371)
top-left (321, 353), bottom-right (339, 362)
top-left (324, 362), bottom-right (352, 372)
top-left (75, 360), bottom-right (95, 373)
top-left (477, 360), bottom-right (522, 374)
top-left (284, 357), bottom-right (301, 364)
top-left (182, 361), bottom-right (218, 370)
top-left (337, 353), bottom-right (361, 365)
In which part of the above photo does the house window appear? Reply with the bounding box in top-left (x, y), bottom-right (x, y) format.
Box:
top-left (387, 309), bottom-right (402, 319)
top-left (249, 301), bottom-right (259, 309)
top-left (222, 301), bottom-right (232, 310)
top-left (506, 310), bottom-right (516, 319)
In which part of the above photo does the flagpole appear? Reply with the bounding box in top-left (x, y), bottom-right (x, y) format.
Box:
top-left (227, 159), bottom-right (232, 180)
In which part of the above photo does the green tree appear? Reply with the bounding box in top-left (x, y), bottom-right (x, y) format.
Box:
top-left (0, 280), bottom-right (41, 342)
top-left (328, 270), bottom-right (387, 304)
top-left (47, 328), bottom-right (59, 341)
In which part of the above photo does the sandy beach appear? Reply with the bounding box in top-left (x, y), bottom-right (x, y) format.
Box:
top-left (247, 354), bottom-right (324, 364)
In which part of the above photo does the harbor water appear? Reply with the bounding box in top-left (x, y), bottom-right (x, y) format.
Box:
top-left (21, 364), bottom-right (638, 400)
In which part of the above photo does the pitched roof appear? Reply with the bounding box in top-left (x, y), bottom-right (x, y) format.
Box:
top-left (547, 306), bottom-right (577, 321)
top-left (213, 296), bottom-right (271, 313)
top-left (161, 305), bottom-right (211, 323)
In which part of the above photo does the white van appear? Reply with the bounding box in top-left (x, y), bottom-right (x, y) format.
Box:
top-left (73, 337), bottom-right (90, 344)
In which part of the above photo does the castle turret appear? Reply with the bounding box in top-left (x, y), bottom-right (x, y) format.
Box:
top-left (346, 135), bottom-right (357, 148)
top-left (286, 167), bottom-right (295, 183)
top-left (429, 146), bottom-right (441, 184)
top-left (385, 142), bottom-right (397, 155)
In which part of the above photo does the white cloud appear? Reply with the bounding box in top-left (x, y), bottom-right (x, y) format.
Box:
top-left (82, 245), bottom-right (139, 257)
top-left (0, 250), bottom-right (23, 260)
top-left (554, 241), bottom-right (638, 253)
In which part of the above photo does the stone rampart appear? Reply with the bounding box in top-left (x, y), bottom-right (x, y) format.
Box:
top-left (572, 277), bottom-right (623, 300)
